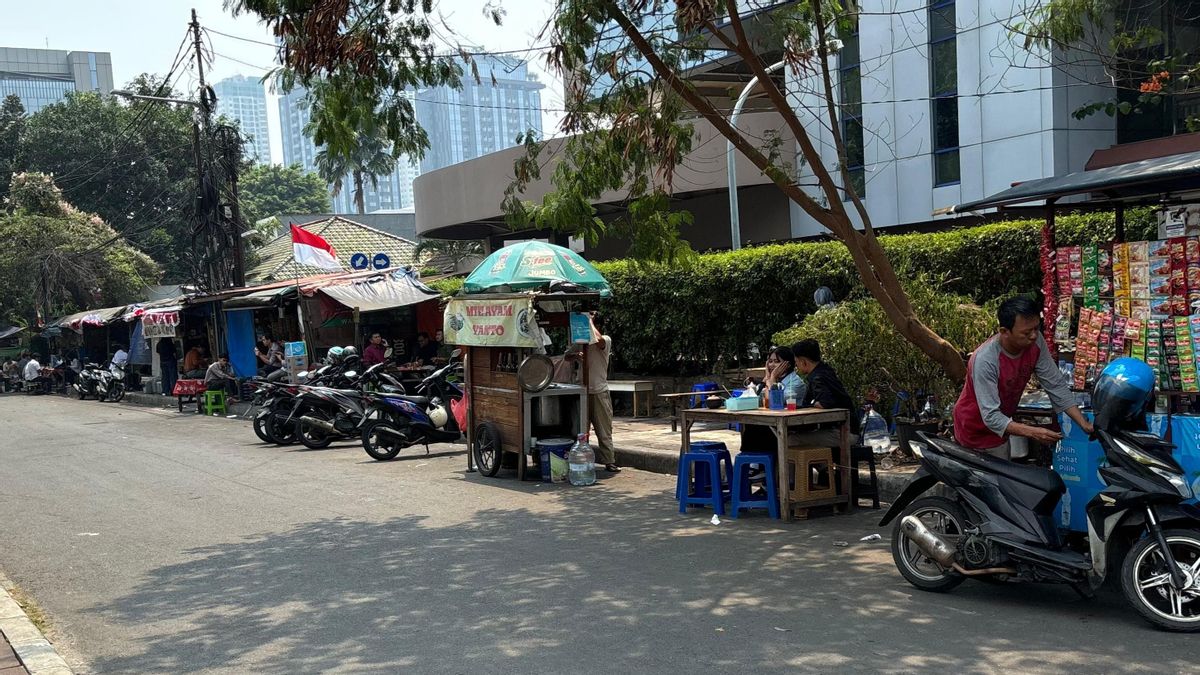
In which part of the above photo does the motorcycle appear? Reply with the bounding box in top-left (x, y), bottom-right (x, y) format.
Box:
top-left (72, 363), bottom-right (104, 400)
top-left (288, 363), bottom-right (403, 450)
top-left (95, 364), bottom-right (126, 402)
top-left (882, 357), bottom-right (1200, 632)
top-left (360, 355), bottom-right (463, 462)
top-left (250, 369), bottom-right (297, 444)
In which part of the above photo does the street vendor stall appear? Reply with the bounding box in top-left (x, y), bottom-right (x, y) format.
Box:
top-left (947, 148), bottom-right (1200, 532)
top-left (445, 241), bottom-right (611, 481)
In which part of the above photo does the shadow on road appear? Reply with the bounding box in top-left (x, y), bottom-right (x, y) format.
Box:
top-left (86, 480), bottom-right (1194, 674)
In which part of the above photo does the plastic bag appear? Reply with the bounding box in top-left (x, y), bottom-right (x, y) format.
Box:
top-left (451, 392), bottom-right (469, 431)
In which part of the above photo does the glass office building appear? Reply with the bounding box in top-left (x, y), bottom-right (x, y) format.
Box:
top-left (0, 47), bottom-right (113, 113)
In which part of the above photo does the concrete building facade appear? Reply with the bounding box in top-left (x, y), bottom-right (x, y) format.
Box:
top-left (213, 74), bottom-right (270, 164)
top-left (0, 47), bottom-right (113, 113)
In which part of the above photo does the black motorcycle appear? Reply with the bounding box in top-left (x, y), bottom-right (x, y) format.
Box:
top-left (250, 369), bottom-right (296, 444)
top-left (287, 363), bottom-right (403, 450)
top-left (72, 363), bottom-right (104, 400)
top-left (360, 356), bottom-right (463, 462)
top-left (883, 360), bottom-right (1200, 632)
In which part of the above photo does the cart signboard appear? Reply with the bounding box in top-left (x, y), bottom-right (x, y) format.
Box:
top-left (444, 297), bottom-right (540, 347)
top-left (142, 311), bottom-right (180, 339)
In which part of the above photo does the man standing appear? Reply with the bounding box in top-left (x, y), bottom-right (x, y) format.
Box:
top-left (791, 339), bottom-right (859, 446)
top-left (157, 338), bottom-right (179, 396)
top-left (363, 332), bottom-right (387, 367)
top-left (954, 297), bottom-right (1092, 459)
top-left (583, 314), bottom-right (620, 473)
top-left (204, 354), bottom-right (240, 401)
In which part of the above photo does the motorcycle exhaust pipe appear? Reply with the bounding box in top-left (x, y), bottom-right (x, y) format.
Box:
top-left (900, 515), bottom-right (959, 568)
top-left (296, 416), bottom-right (337, 432)
top-left (374, 425), bottom-right (409, 441)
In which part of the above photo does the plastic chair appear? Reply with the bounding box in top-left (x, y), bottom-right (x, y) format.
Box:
top-left (850, 444), bottom-right (880, 509)
top-left (677, 451), bottom-right (727, 516)
top-left (688, 382), bottom-right (718, 409)
top-left (730, 452), bottom-right (780, 519)
top-left (202, 389), bottom-right (227, 416)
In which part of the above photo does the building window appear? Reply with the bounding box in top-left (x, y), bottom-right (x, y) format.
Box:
top-left (87, 53), bottom-right (99, 90)
top-left (839, 16), bottom-right (865, 199)
top-left (929, 0), bottom-right (959, 185)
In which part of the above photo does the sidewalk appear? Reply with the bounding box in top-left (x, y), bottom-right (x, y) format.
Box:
top-left (1, 632), bottom-right (27, 674)
top-left (0, 571), bottom-right (71, 674)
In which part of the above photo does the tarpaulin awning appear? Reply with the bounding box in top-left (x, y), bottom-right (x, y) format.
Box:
top-left (947, 149), bottom-right (1200, 214)
top-left (223, 285), bottom-right (298, 310)
top-left (316, 272), bottom-right (439, 313)
top-left (0, 326), bottom-right (23, 340)
top-left (46, 305), bottom-right (128, 333)
top-left (122, 298), bottom-right (184, 322)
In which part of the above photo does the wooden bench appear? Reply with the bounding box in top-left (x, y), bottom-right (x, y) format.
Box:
top-left (659, 391), bottom-right (704, 432)
top-left (608, 379), bottom-right (655, 417)
top-left (172, 379), bottom-right (207, 413)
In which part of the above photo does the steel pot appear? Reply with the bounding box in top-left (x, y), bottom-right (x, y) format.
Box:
top-left (532, 396), bottom-right (562, 427)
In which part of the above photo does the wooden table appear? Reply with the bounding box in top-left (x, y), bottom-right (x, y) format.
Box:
top-left (609, 380), bottom-right (655, 417)
top-left (679, 407), bottom-right (852, 521)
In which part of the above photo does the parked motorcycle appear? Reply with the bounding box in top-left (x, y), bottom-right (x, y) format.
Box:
top-left (72, 363), bottom-right (104, 400)
top-left (288, 363), bottom-right (403, 450)
top-left (95, 364), bottom-right (126, 402)
top-left (361, 354), bottom-right (463, 461)
top-left (882, 357), bottom-right (1200, 632)
top-left (250, 369), bottom-right (297, 444)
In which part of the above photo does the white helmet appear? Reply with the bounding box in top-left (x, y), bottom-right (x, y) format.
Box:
top-left (428, 404), bottom-right (448, 428)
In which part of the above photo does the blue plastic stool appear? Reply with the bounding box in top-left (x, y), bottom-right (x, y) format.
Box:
top-left (677, 452), bottom-right (727, 516)
top-left (688, 382), bottom-right (718, 409)
top-left (730, 452), bottom-right (780, 519)
top-left (676, 441), bottom-right (732, 499)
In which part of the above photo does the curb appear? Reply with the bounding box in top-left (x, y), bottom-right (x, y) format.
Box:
top-left (0, 571), bottom-right (73, 675)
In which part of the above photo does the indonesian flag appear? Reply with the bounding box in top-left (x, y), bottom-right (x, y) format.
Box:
top-left (291, 224), bottom-right (342, 270)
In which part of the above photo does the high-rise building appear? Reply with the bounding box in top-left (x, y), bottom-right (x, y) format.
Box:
top-left (213, 75), bottom-right (269, 164)
top-left (0, 47), bottom-right (113, 113)
top-left (415, 55), bottom-right (544, 173)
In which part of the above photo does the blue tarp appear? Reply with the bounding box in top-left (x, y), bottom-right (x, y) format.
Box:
top-left (223, 311), bottom-right (257, 379)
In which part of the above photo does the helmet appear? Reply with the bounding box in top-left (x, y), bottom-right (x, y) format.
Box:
top-left (428, 404), bottom-right (449, 428)
top-left (342, 346), bottom-right (358, 358)
top-left (327, 346), bottom-right (345, 363)
top-left (1092, 357), bottom-right (1155, 431)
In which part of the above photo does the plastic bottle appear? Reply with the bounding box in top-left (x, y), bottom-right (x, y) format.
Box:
top-left (568, 433), bottom-right (596, 486)
top-left (860, 405), bottom-right (891, 457)
top-left (1060, 489), bottom-right (1072, 528)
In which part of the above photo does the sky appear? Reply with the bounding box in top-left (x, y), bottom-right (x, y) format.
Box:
top-left (0, 0), bottom-right (566, 165)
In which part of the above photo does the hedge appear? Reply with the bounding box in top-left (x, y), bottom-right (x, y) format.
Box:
top-left (435, 209), bottom-right (1155, 374)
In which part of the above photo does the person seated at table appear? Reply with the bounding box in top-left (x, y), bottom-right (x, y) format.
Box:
top-left (433, 329), bottom-right (452, 364)
top-left (2, 357), bottom-right (20, 392)
top-left (790, 338), bottom-right (859, 446)
top-left (363, 332), bottom-right (388, 367)
top-left (183, 345), bottom-right (209, 378)
top-left (741, 346), bottom-right (809, 458)
top-left (256, 335), bottom-right (284, 376)
top-left (204, 353), bottom-right (240, 401)
top-left (23, 354), bottom-right (49, 394)
top-left (412, 332), bottom-right (438, 367)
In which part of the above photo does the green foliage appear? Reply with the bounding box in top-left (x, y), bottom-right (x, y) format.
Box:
top-left (581, 211), bottom-right (1148, 374)
top-left (428, 276), bottom-right (465, 296)
top-left (772, 277), bottom-right (996, 413)
top-left (16, 79), bottom-right (196, 281)
top-left (239, 163), bottom-right (331, 234)
top-left (0, 173), bottom-right (159, 326)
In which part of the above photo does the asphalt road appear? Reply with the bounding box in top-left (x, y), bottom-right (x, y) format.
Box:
top-left (0, 394), bottom-right (1196, 674)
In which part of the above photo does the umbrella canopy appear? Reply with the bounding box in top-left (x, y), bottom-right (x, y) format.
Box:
top-left (463, 242), bottom-right (611, 297)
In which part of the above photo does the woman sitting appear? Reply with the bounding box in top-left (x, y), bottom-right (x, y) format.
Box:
top-left (741, 346), bottom-right (807, 459)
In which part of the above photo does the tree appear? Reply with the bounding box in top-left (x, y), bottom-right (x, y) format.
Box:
top-left (414, 238), bottom-right (485, 272)
top-left (17, 75), bottom-right (197, 282)
top-left (0, 173), bottom-right (159, 327)
top-left (308, 117), bottom-right (397, 214)
top-left (0, 95), bottom-right (24, 205)
top-left (239, 163), bottom-right (331, 238)
top-left (499, 1), bottom-right (969, 380)
top-left (1015, 0), bottom-right (1200, 133)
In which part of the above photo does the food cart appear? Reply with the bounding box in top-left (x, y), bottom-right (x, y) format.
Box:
top-left (443, 242), bottom-right (612, 480)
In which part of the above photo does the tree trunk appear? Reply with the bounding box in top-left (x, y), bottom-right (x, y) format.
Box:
top-left (353, 171), bottom-right (365, 214)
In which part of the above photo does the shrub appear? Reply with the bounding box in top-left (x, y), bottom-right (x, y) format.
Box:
top-left (772, 277), bottom-right (996, 416)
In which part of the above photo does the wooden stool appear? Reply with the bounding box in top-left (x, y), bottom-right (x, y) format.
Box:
top-left (785, 446), bottom-right (836, 518)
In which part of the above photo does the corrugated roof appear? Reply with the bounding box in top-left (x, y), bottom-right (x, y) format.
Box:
top-left (247, 216), bottom-right (419, 283)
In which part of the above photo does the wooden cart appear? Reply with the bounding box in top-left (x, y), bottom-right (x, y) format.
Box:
top-left (446, 293), bottom-right (599, 480)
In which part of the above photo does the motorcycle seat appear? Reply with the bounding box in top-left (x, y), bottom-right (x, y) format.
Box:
top-left (385, 394), bottom-right (429, 406)
top-left (926, 436), bottom-right (1065, 495)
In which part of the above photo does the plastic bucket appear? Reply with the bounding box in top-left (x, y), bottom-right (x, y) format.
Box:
top-left (536, 438), bottom-right (574, 483)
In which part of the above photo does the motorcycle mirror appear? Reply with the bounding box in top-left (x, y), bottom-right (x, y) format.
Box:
top-left (451, 348), bottom-right (462, 359)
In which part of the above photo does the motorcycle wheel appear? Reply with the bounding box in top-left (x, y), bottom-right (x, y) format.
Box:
top-left (253, 412), bottom-right (274, 444)
top-left (108, 383), bottom-right (125, 403)
top-left (472, 422), bottom-right (503, 477)
top-left (890, 496), bottom-right (968, 593)
top-left (362, 420), bottom-right (406, 461)
top-left (296, 408), bottom-right (334, 449)
top-left (269, 415), bottom-right (299, 445)
top-left (1121, 528), bottom-right (1200, 632)
top-left (77, 385), bottom-right (87, 400)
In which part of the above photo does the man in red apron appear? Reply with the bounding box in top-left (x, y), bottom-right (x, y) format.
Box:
top-left (954, 297), bottom-right (1092, 459)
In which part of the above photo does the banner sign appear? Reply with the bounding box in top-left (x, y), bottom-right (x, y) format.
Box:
top-left (443, 297), bottom-right (539, 347)
top-left (142, 311), bottom-right (180, 339)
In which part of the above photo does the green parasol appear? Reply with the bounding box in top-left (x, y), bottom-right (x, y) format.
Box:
top-left (463, 241), bottom-right (611, 297)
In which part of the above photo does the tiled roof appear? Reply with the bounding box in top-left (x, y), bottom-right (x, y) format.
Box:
top-left (247, 216), bottom-right (419, 283)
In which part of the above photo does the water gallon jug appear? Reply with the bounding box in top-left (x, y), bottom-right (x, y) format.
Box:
top-left (568, 433), bottom-right (596, 486)
top-left (861, 406), bottom-right (891, 456)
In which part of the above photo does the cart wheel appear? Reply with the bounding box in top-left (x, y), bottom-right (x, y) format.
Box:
top-left (473, 422), bottom-right (502, 477)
